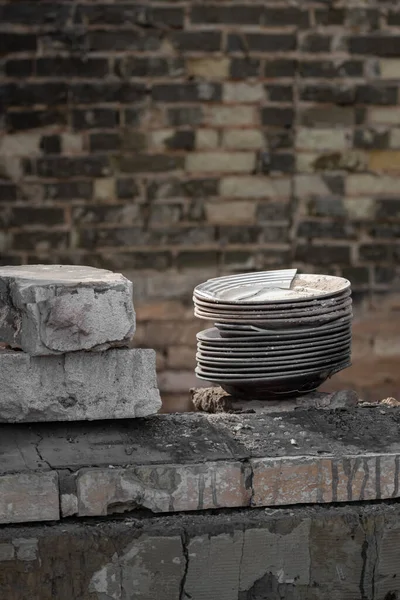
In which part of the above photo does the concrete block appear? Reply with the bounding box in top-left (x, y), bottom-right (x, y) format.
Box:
top-left (0, 265), bottom-right (135, 355)
top-left (0, 472), bottom-right (59, 524)
top-left (0, 347), bottom-right (161, 422)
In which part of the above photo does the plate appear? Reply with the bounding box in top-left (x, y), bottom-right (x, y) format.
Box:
top-left (194, 273), bottom-right (351, 304)
top-left (216, 316), bottom-right (352, 337)
top-left (197, 328), bottom-right (351, 349)
top-left (199, 306), bottom-right (353, 326)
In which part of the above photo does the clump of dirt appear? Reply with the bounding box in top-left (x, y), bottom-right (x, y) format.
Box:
top-left (190, 387), bottom-right (233, 413)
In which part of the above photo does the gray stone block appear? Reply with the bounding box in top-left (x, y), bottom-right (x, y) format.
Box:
top-left (0, 265), bottom-right (135, 355)
top-left (0, 347), bottom-right (161, 422)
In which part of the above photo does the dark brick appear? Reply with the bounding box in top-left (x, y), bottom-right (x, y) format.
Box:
top-left (89, 30), bottom-right (162, 52)
top-left (259, 225), bottom-right (289, 243)
top-left (176, 250), bottom-right (219, 269)
top-left (230, 58), bottom-right (261, 79)
top-left (355, 85), bottom-right (398, 106)
top-left (79, 226), bottom-right (215, 248)
top-left (300, 106), bottom-right (357, 128)
top-left (341, 266), bottom-right (370, 286)
top-left (297, 220), bottom-right (356, 239)
top-left (388, 11), bottom-right (400, 26)
top-left (348, 36), bottom-right (400, 57)
top-left (296, 244), bottom-right (351, 264)
top-left (40, 135), bottom-right (61, 155)
top-left (39, 28), bottom-right (88, 54)
top-left (374, 266), bottom-right (396, 285)
top-left (172, 31), bottom-right (221, 52)
top-left (147, 178), bottom-right (218, 200)
top-left (264, 60), bottom-right (297, 78)
top-left (116, 57), bottom-right (184, 78)
top-left (167, 107), bottom-right (203, 127)
top-left (162, 130), bottom-right (195, 151)
top-left (36, 57), bottom-right (109, 79)
top-left (72, 109), bottom-right (120, 131)
top-left (299, 84), bottom-right (355, 105)
top-left (44, 181), bottom-right (93, 200)
top-left (323, 175), bottom-right (345, 196)
top-left (300, 34), bottom-right (331, 53)
top-left (368, 224), bottom-right (400, 239)
top-left (9, 207), bottom-right (65, 228)
top-left (5, 59), bottom-right (34, 78)
top-left (71, 83), bottom-right (147, 105)
top-left (97, 251), bottom-right (173, 271)
top-left (0, 2), bottom-right (70, 25)
top-left (228, 33), bottom-right (296, 53)
top-left (0, 184), bottom-right (17, 203)
top-left (90, 133), bottom-right (120, 153)
top-left (256, 201), bottom-right (290, 221)
top-left (261, 108), bottom-right (294, 128)
top-left (354, 129), bottom-right (389, 149)
top-left (359, 244), bottom-right (391, 262)
top-left (315, 9), bottom-right (345, 26)
top-left (0, 33), bottom-right (37, 55)
top-left (346, 9), bottom-right (379, 30)
top-left (267, 154), bottom-right (295, 174)
top-left (150, 204), bottom-right (183, 225)
top-left (265, 130), bottom-right (293, 150)
top-left (264, 8), bottom-right (309, 27)
top-left (124, 108), bottom-right (144, 127)
top-left (73, 204), bottom-right (141, 226)
top-left (299, 60), bottom-right (363, 78)
top-left (265, 85), bottom-right (293, 102)
top-left (376, 198), bottom-right (400, 220)
top-left (191, 4), bottom-right (263, 24)
top-left (13, 231), bottom-right (69, 252)
top-left (222, 250), bottom-right (258, 267)
top-left (218, 226), bottom-right (261, 245)
top-left (36, 156), bottom-right (110, 178)
top-left (0, 255), bottom-right (21, 267)
top-left (116, 178), bottom-right (140, 200)
top-left (6, 109), bottom-right (67, 132)
top-left (78, 4), bottom-right (183, 27)
top-left (1, 83), bottom-right (68, 107)
top-left (120, 131), bottom-right (146, 152)
top-left (152, 83), bottom-right (221, 103)
top-left (187, 199), bottom-right (205, 221)
top-left (312, 152), bottom-right (365, 172)
top-left (113, 154), bottom-right (184, 174)
top-left (307, 197), bottom-right (346, 218)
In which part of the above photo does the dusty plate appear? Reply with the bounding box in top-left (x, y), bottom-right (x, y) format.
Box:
top-left (216, 315), bottom-right (352, 337)
top-left (194, 273), bottom-right (350, 304)
top-left (199, 306), bottom-right (353, 327)
top-left (197, 327), bottom-right (351, 348)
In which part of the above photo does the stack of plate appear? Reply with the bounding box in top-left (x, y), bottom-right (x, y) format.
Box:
top-left (193, 270), bottom-right (352, 399)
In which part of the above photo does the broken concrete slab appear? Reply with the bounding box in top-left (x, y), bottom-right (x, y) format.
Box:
top-left (0, 472), bottom-right (59, 524)
top-left (0, 347), bottom-right (161, 422)
top-left (0, 265), bottom-right (135, 355)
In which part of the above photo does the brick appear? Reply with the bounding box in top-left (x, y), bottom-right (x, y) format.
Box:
top-left (300, 106), bottom-right (356, 129)
top-left (167, 345), bottom-right (196, 370)
top-left (264, 7), bottom-right (309, 27)
top-left (147, 178), bottom-right (218, 200)
top-left (230, 58), bottom-right (261, 79)
top-left (223, 82), bottom-right (264, 103)
top-left (4, 59), bottom-right (34, 78)
top-left (299, 60), bottom-right (363, 78)
top-left (89, 132), bottom-right (120, 153)
top-left (117, 56), bottom-right (183, 78)
top-left (176, 250), bottom-right (219, 269)
top-left (89, 30), bottom-right (162, 52)
top-left (0, 184), bottom-right (17, 203)
top-left (153, 82), bottom-right (221, 103)
top-left (196, 129), bottom-right (219, 150)
top-left (264, 59), bottom-right (297, 78)
top-left (389, 129), bottom-right (400, 148)
top-left (150, 130), bottom-right (194, 151)
top-left (345, 198), bottom-right (375, 219)
top-left (354, 129), bottom-right (389, 149)
top-left (36, 57), bottom-right (109, 79)
top-left (72, 109), bottom-right (119, 131)
top-left (8, 207), bottom-right (65, 228)
top-left (227, 33), bottom-right (296, 53)
top-left (71, 83), bottom-right (146, 105)
top-left (40, 135), bottom-right (61, 155)
top-left (296, 128), bottom-right (351, 151)
top-left (36, 156), bottom-right (110, 178)
top-left (218, 225), bottom-right (261, 244)
top-left (378, 60), bottom-right (400, 79)
top-left (368, 108), bottom-right (400, 125)
top-left (256, 200), bottom-right (290, 221)
top-left (342, 266), bottom-right (370, 286)
top-left (0, 472), bottom-right (59, 525)
top-left (220, 177), bottom-right (290, 198)
top-left (0, 133), bottom-right (41, 157)
top-left (300, 34), bottom-right (331, 53)
top-left (171, 31), bottom-right (221, 52)
top-left (261, 108), bottom-right (294, 128)
top-left (73, 204), bottom-right (139, 226)
top-left (356, 85), bottom-right (397, 106)
top-left (376, 198), bottom-right (400, 219)
top-left (315, 8), bottom-right (345, 26)
top-left (297, 220), bottom-right (356, 240)
top-left (191, 4), bottom-right (263, 24)
top-left (76, 461), bottom-right (250, 516)
top-left (347, 174), bottom-right (400, 196)
top-left (0, 265), bottom-right (135, 355)
top-left (0, 33), bottom-right (36, 55)
top-left (1, 83), bottom-right (67, 108)
top-left (207, 106), bottom-right (255, 127)
top-left (359, 244), bottom-right (391, 262)
top-left (167, 107), bottom-right (203, 127)
top-left (299, 84), bottom-right (355, 105)
top-left (0, 347), bottom-right (160, 422)
top-left (307, 197), bottom-right (346, 218)
top-left (186, 152), bottom-right (255, 173)
top-left (222, 130), bottom-right (264, 150)
top-left (205, 200), bottom-right (256, 224)
top-left (0, 2), bottom-right (70, 25)
top-left (77, 4), bottom-right (183, 27)
top-left (114, 154), bottom-right (184, 174)
top-left (295, 244), bottom-right (351, 265)
top-left (265, 85), bottom-right (293, 103)
top-left (349, 36), bottom-right (400, 57)
top-left (116, 178), bottom-right (140, 200)
top-left (186, 57), bottom-right (230, 79)
top-left (368, 151), bottom-right (400, 172)
top-left (45, 181), bottom-right (92, 201)
top-left (80, 226), bottom-right (215, 249)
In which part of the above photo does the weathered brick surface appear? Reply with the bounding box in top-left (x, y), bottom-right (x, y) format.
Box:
top-left (1, 0), bottom-right (400, 398)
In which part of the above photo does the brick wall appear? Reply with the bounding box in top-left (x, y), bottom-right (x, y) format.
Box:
top-left (1, 0), bottom-right (400, 405)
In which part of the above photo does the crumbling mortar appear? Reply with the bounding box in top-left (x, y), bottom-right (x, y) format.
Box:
top-left (179, 529), bottom-right (190, 600)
